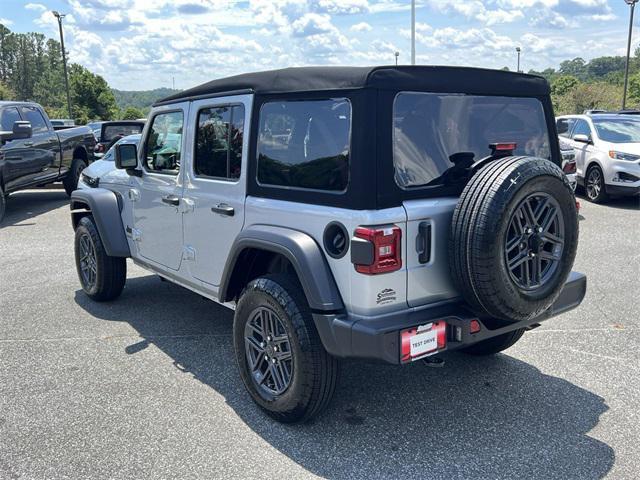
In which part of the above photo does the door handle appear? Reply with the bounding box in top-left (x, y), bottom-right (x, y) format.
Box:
top-left (161, 195), bottom-right (180, 206)
top-left (24, 142), bottom-right (34, 147)
top-left (211, 203), bottom-right (234, 216)
top-left (417, 222), bottom-right (432, 264)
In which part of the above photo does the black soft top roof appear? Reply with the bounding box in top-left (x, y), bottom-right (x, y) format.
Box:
top-left (157, 66), bottom-right (550, 105)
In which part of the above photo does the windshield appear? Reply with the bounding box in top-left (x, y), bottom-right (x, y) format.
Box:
top-left (592, 117), bottom-right (640, 143)
top-left (393, 93), bottom-right (550, 188)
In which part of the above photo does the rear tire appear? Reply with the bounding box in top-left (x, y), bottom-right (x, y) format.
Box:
top-left (461, 328), bottom-right (526, 355)
top-left (585, 164), bottom-right (608, 203)
top-left (233, 274), bottom-right (338, 423)
top-left (450, 156), bottom-right (578, 326)
top-left (74, 216), bottom-right (126, 301)
top-left (64, 158), bottom-right (88, 196)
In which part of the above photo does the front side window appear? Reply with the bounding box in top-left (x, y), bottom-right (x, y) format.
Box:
top-left (592, 117), bottom-right (640, 143)
top-left (393, 93), bottom-right (551, 188)
top-left (20, 106), bottom-right (48, 134)
top-left (144, 111), bottom-right (183, 175)
top-left (572, 119), bottom-right (592, 139)
top-left (195, 105), bottom-right (245, 180)
top-left (257, 98), bottom-right (351, 191)
top-left (1, 107), bottom-right (21, 131)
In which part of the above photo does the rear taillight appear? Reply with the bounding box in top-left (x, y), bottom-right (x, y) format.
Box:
top-left (489, 142), bottom-right (517, 156)
top-left (563, 161), bottom-right (576, 174)
top-left (354, 225), bottom-right (402, 275)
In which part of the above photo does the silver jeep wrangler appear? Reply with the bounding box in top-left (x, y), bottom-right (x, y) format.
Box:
top-left (70, 66), bottom-right (586, 423)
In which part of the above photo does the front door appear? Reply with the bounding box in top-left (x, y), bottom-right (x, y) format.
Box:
top-left (132, 106), bottom-right (188, 271)
top-left (182, 95), bottom-right (251, 286)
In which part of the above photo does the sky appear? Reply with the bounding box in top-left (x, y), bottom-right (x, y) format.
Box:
top-left (0, 0), bottom-right (638, 91)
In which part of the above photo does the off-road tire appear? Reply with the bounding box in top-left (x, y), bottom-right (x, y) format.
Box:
top-left (0, 185), bottom-right (6, 224)
top-left (461, 328), bottom-right (526, 355)
top-left (74, 216), bottom-right (126, 301)
top-left (585, 164), bottom-right (608, 203)
top-left (451, 156), bottom-right (578, 326)
top-left (64, 158), bottom-right (88, 196)
top-left (233, 274), bottom-right (338, 423)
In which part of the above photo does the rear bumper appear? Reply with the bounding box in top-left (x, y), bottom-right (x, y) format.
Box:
top-left (314, 271), bottom-right (587, 364)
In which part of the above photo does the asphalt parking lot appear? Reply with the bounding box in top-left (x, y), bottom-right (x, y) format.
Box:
top-left (0, 187), bottom-right (638, 480)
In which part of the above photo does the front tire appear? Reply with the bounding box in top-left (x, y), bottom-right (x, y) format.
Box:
top-left (585, 165), bottom-right (608, 203)
top-left (461, 329), bottom-right (526, 355)
top-left (233, 274), bottom-right (338, 423)
top-left (64, 158), bottom-right (88, 196)
top-left (74, 216), bottom-right (126, 301)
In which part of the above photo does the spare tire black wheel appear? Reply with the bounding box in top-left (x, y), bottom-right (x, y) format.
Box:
top-left (450, 156), bottom-right (578, 326)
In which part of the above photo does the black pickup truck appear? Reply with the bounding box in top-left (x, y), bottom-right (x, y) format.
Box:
top-left (0, 101), bottom-right (95, 222)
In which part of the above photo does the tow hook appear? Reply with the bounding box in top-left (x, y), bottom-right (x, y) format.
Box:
top-left (422, 356), bottom-right (445, 368)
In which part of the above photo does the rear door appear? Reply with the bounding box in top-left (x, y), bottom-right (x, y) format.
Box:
top-left (131, 105), bottom-right (188, 270)
top-left (393, 92), bottom-right (553, 307)
top-left (182, 94), bottom-right (251, 286)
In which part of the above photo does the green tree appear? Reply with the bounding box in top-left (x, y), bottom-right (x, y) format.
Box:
top-left (555, 82), bottom-right (623, 115)
top-left (627, 72), bottom-right (640, 107)
top-left (68, 64), bottom-right (118, 123)
top-left (120, 106), bottom-right (145, 120)
top-left (0, 80), bottom-right (14, 100)
top-left (559, 58), bottom-right (587, 81)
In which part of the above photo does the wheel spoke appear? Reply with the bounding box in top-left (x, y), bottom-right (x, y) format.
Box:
top-left (508, 252), bottom-right (529, 270)
top-left (522, 259), bottom-right (530, 287)
top-left (533, 197), bottom-right (549, 223)
top-left (539, 250), bottom-right (561, 261)
top-left (532, 256), bottom-right (542, 285)
top-left (542, 232), bottom-right (564, 247)
top-left (540, 205), bottom-right (557, 232)
top-left (522, 199), bottom-right (537, 226)
top-left (506, 235), bottom-right (522, 253)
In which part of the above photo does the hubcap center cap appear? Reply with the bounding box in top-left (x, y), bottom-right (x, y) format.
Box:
top-left (529, 233), bottom-right (544, 253)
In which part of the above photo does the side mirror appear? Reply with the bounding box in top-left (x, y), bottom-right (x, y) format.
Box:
top-left (115, 143), bottom-right (139, 170)
top-left (573, 134), bottom-right (591, 144)
top-left (0, 121), bottom-right (32, 142)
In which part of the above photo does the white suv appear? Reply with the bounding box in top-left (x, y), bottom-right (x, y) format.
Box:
top-left (556, 114), bottom-right (640, 202)
top-left (69, 67), bottom-right (585, 423)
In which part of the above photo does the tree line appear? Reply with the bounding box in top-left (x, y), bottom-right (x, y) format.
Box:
top-left (3, 22), bottom-right (640, 123)
top-left (0, 23), bottom-right (147, 123)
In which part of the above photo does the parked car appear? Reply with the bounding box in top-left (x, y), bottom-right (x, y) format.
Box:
top-left (94, 121), bottom-right (144, 159)
top-left (0, 101), bottom-right (95, 222)
top-left (556, 113), bottom-right (640, 202)
top-left (87, 121), bottom-right (105, 141)
top-left (559, 137), bottom-right (577, 191)
top-left (70, 66), bottom-right (584, 423)
top-left (78, 134), bottom-right (140, 189)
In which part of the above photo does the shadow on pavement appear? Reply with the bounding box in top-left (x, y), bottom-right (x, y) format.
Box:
top-left (76, 275), bottom-right (615, 479)
top-left (1, 188), bottom-right (69, 228)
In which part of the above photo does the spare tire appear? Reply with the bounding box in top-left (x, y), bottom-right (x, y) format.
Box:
top-left (450, 156), bottom-right (578, 325)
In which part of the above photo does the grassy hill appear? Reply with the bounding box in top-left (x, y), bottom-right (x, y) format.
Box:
top-left (111, 87), bottom-right (181, 113)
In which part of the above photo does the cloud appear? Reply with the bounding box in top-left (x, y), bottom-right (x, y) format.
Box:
top-left (350, 22), bottom-right (372, 32)
top-left (291, 13), bottom-right (335, 37)
top-left (25, 3), bottom-right (47, 12)
top-left (0, 18), bottom-right (13, 26)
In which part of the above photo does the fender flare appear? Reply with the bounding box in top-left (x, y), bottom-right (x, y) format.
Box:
top-left (219, 225), bottom-right (344, 312)
top-left (70, 188), bottom-right (131, 258)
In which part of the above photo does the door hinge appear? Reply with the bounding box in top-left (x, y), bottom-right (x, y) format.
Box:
top-left (126, 226), bottom-right (142, 241)
top-left (180, 197), bottom-right (195, 214)
top-left (128, 189), bottom-right (140, 202)
top-left (182, 245), bottom-right (196, 261)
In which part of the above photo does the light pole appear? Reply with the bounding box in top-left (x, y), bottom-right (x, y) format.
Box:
top-left (623, 0), bottom-right (638, 110)
top-left (410, 0), bottom-right (416, 65)
top-left (516, 47), bottom-right (521, 73)
top-left (395, 51), bottom-right (399, 66)
top-left (52, 11), bottom-right (72, 119)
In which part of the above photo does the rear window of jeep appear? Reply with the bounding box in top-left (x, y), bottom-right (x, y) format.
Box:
top-left (393, 93), bottom-right (550, 188)
top-left (257, 99), bottom-right (351, 191)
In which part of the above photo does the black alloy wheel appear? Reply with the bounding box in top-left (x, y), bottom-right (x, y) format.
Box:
top-left (244, 306), bottom-right (294, 396)
top-left (504, 192), bottom-right (564, 291)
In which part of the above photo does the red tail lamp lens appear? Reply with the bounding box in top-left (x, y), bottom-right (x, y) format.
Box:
top-left (470, 319), bottom-right (481, 334)
top-left (354, 226), bottom-right (402, 275)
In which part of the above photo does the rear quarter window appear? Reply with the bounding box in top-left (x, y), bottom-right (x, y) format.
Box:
top-left (256, 98), bottom-right (351, 192)
top-left (393, 92), bottom-right (550, 189)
